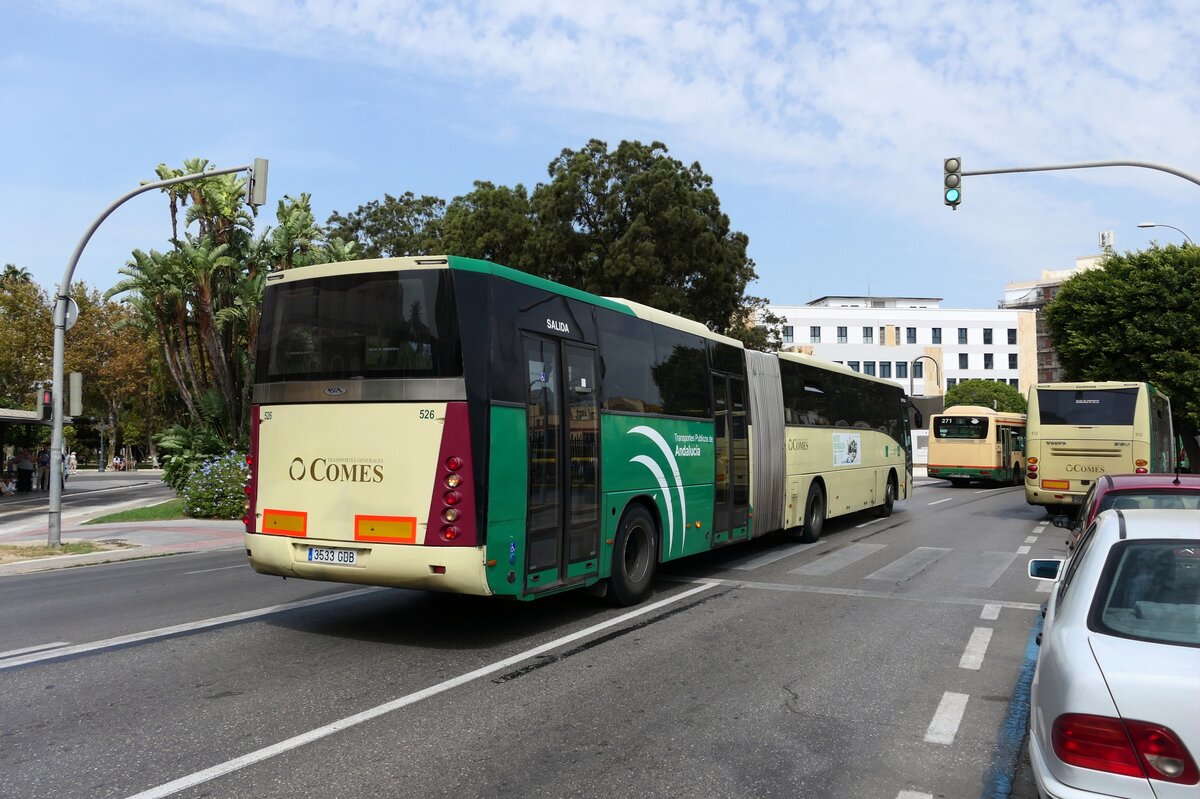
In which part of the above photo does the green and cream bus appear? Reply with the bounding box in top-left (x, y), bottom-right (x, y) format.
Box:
top-left (926, 405), bottom-right (1025, 487)
top-left (244, 256), bottom-right (913, 604)
top-left (1023, 381), bottom-right (1173, 509)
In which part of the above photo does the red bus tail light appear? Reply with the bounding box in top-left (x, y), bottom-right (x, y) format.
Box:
top-left (1052, 714), bottom-right (1198, 784)
top-left (243, 406), bottom-right (261, 531)
top-left (426, 402), bottom-right (477, 547)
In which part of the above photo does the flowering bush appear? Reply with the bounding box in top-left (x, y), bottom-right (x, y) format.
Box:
top-left (181, 450), bottom-right (248, 519)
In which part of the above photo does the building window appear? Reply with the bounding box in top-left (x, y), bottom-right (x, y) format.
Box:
top-left (1009, 353), bottom-right (1018, 369)
top-left (983, 328), bottom-right (993, 345)
top-left (782, 325), bottom-right (793, 344)
top-left (880, 361), bottom-right (892, 378)
top-left (848, 360), bottom-right (860, 372)
top-left (863, 361), bottom-right (876, 376)
top-left (984, 353), bottom-right (994, 369)
top-left (879, 326), bottom-right (886, 345)
top-left (837, 326), bottom-right (848, 343)
top-left (913, 362), bottom-right (923, 378)
top-left (896, 361), bottom-right (907, 378)
top-left (958, 327), bottom-right (968, 345)
top-left (1008, 328), bottom-right (1017, 345)
top-left (810, 326), bottom-right (821, 343)
top-left (947, 378), bottom-right (957, 389)
top-left (1009, 379), bottom-right (1019, 387)
top-left (906, 327), bottom-right (917, 344)
top-left (959, 353), bottom-right (969, 369)
top-left (932, 327), bottom-right (942, 344)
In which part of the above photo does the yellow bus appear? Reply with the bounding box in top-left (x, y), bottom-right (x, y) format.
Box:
top-left (927, 405), bottom-right (1025, 487)
top-left (1024, 382), bottom-right (1174, 509)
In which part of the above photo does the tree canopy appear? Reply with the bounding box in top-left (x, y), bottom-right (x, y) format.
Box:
top-left (944, 379), bottom-right (1026, 413)
top-left (1044, 244), bottom-right (1200, 468)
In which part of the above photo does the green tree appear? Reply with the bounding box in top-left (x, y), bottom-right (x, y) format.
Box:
top-left (2, 263), bottom-right (33, 284)
top-left (1044, 244), bottom-right (1200, 469)
top-left (442, 181), bottom-right (536, 269)
top-left (0, 278), bottom-right (52, 408)
top-left (944, 379), bottom-right (1027, 413)
top-left (326, 192), bottom-right (445, 258)
top-left (530, 139), bottom-right (759, 338)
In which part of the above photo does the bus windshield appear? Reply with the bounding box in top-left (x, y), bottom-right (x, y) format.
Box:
top-left (1037, 388), bottom-right (1137, 426)
top-left (256, 269), bottom-right (463, 382)
top-left (934, 416), bottom-right (989, 439)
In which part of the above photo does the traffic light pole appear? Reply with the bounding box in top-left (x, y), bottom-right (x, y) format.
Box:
top-left (47, 161), bottom-right (267, 547)
top-left (962, 160), bottom-right (1200, 188)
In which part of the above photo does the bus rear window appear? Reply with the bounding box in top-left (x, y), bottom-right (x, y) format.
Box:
top-left (1037, 388), bottom-right (1137, 426)
top-left (934, 416), bottom-right (989, 439)
top-left (256, 270), bottom-right (463, 382)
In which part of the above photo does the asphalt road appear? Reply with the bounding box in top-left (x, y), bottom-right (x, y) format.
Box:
top-left (0, 478), bottom-right (1052, 799)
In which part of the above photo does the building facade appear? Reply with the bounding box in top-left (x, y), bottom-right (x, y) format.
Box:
top-left (1000, 256), bottom-right (1103, 384)
top-left (766, 295), bottom-right (1039, 397)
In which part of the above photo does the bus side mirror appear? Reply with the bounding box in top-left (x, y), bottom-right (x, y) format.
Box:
top-left (913, 410), bottom-right (923, 429)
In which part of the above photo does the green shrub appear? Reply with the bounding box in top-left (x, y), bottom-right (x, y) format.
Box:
top-left (181, 451), bottom-right (248, 519)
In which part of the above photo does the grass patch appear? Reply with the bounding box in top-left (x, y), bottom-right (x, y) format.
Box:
top-left (85, 498), bottom-right (189, 525)
top-left (0, 540), bottom-right (135, 564)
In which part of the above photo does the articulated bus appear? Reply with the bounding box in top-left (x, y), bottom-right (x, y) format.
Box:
top-left (244, 256), bottom-right (913, 604)
top-left (1024, 382), bottom-right (1174, 510)
top-left (926, 405), bottom-right (1026, 487)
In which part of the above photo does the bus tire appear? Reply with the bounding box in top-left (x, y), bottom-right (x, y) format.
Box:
top-left (609, 504), bottom-right (657, 606)
top-left (799, 483), bottom-right (825, 543)
top-left (876, 475), bottom-right (896, 517)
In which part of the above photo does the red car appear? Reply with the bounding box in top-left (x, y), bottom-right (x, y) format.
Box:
top-left (1054, 473), bottom-right (1200, 551)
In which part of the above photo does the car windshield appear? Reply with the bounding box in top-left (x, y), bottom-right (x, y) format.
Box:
top-left (1095, 541), bottom-right (1200, 646)
top-left (1099, 491), bottom-right (1200, 513)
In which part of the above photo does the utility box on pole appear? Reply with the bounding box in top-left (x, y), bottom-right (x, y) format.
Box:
top-left (69, 372), bottom-right (83, 417)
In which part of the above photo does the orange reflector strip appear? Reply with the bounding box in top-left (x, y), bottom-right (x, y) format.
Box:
top-left (354, 515), bottom-right (417, 543)
top-left (1041, 479), bottom-right (1070, 490)
top-left (262, 508), bottom-right (307, 537)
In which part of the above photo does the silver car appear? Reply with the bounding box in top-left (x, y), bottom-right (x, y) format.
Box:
top-left (1028, 508), bottom-right (1200, 799)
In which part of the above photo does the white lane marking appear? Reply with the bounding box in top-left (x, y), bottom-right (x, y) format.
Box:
top-left (925, 692), bottom-right (969, 745)
top-left (958, 627), bottom-right (993, 670)
top-left (790, 543), bottom-right (886, 576)
top-left (666, 576), bottom-right (1043, 611)
top-left (1037, 581), bottom-right (1053, 593)
top-left (124, 582), bottom-right (718, 799)
top-left (855, 517), bottom-right (885, 528)
top-left (1033, 526), bottom-right (1047, 533)
top-left (927, 498), bottom-right (953, 506)
top-left (728, 542), bottom-right (820, 570)
top-left (1017, 545), bottom-right (1031, 555)
top-left (184, 564), bottom-right (247, 575)
top-left (1024, 536), bottom-right (1038, 544)
top-left (0, 588), bottom-right (382, 671)
top-left (0, 641), bottom-right (72, 659)
top-left (897, 792), bottom-right (933, 799)
top-left (865, 547), bottom-right (951, 582)
top-left (973, 489), bottom-right (991, 494)
top-left (981, 604), bottom-right (1001, 621)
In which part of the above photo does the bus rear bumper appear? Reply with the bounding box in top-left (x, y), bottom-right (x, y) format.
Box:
top-left (244, 533), bottom-right (492, 596)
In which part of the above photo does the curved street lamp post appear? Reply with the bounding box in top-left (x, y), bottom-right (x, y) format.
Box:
top-left (47, 159), bottom-right (268, 546)
top-left (1136, 222), bottom-right (1194, 246)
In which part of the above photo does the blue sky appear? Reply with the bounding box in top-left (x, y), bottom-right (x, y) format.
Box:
top-left (2, 0), bottom-right (1197, 309)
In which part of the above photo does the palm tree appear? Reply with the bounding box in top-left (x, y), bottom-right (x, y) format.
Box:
top-left (2, 264), bottom-right (33, 283)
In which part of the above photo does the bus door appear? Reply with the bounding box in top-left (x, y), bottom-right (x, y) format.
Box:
top-left (523, 335), bottom-right (601, 593)
top-left (712, 373), bottom-right (749, 543)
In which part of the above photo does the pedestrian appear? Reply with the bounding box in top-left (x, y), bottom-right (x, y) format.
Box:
top-left (68, 451), bottom-right (78, 475)
top-left (36, 445), bottom-right (51, 491)
top-left (15, 450), bottom-right (35, 492)
top-left (0, 473), bottom-right (15, 496)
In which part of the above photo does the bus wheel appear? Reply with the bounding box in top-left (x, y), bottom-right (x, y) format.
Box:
top-left (799, 484), bottom-right (825, 543)
top-left (609, 505), bottom-right (657, 606)
top-left (876, 476), bottom-right (896, 517)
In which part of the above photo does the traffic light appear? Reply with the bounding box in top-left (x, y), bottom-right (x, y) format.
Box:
top-left (944, 157), bottom-right (962, 209)
top-left (40, 387), bottom-right (53, 421)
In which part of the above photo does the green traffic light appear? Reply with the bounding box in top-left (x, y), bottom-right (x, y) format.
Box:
top-left (945, 188), bottom-right (961, 203)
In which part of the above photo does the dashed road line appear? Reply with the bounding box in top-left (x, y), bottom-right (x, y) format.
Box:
top-left (981, 604), bottom-right (1001, 621)
top-left (927, 498), bottom-right (953, 506)
top-left (1024, 536), bottom-right (1038, 544)
top-left (726, 542), bottom-right (821, 570)
top-left (958, 627), bottom-right (993, 670)
top-left (925, 691), bottom-right (969, 745)
top-left (1016, 545), bottom-right (1031, 555)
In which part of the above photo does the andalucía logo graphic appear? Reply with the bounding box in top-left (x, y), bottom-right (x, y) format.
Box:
top-left (627, 425), bottom-right (687, 557)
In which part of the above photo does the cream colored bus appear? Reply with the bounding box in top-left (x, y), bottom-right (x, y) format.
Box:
top-left (926, 405), bottom-right (1025, 487)
top-left (1023, 382), bottom-right (1174, 510)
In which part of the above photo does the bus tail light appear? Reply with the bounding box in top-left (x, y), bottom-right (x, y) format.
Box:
top-left (243, 406), bottom-right (261, 532)
top-left (426, 402), bottom-right (477, 547)
top-left (1135, 458), bottom-right (1149, 474)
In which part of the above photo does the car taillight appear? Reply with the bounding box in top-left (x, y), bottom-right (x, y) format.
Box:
top-left (1053, 714), bottom-right (1199, 784)
top-left (426, 402), bottom-right (477, 547)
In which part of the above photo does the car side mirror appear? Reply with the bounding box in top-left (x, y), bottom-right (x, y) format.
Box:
top-left (1050, 515), bottom-right (1073, 530)
top-left (1028, 558), bottom-right (1063, 581)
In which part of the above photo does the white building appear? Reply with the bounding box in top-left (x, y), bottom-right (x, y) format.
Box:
top-left (766, 295), bottom-right (1039, 397)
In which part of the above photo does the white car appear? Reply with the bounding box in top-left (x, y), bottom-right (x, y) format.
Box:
top-left (1028, 508), bottom-right (1200, 799)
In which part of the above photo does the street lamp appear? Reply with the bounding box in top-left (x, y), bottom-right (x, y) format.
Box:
top-left (1137, 222), bottom-right (1194, 245)
top-left (47, 159), bottom-right (268, 547)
